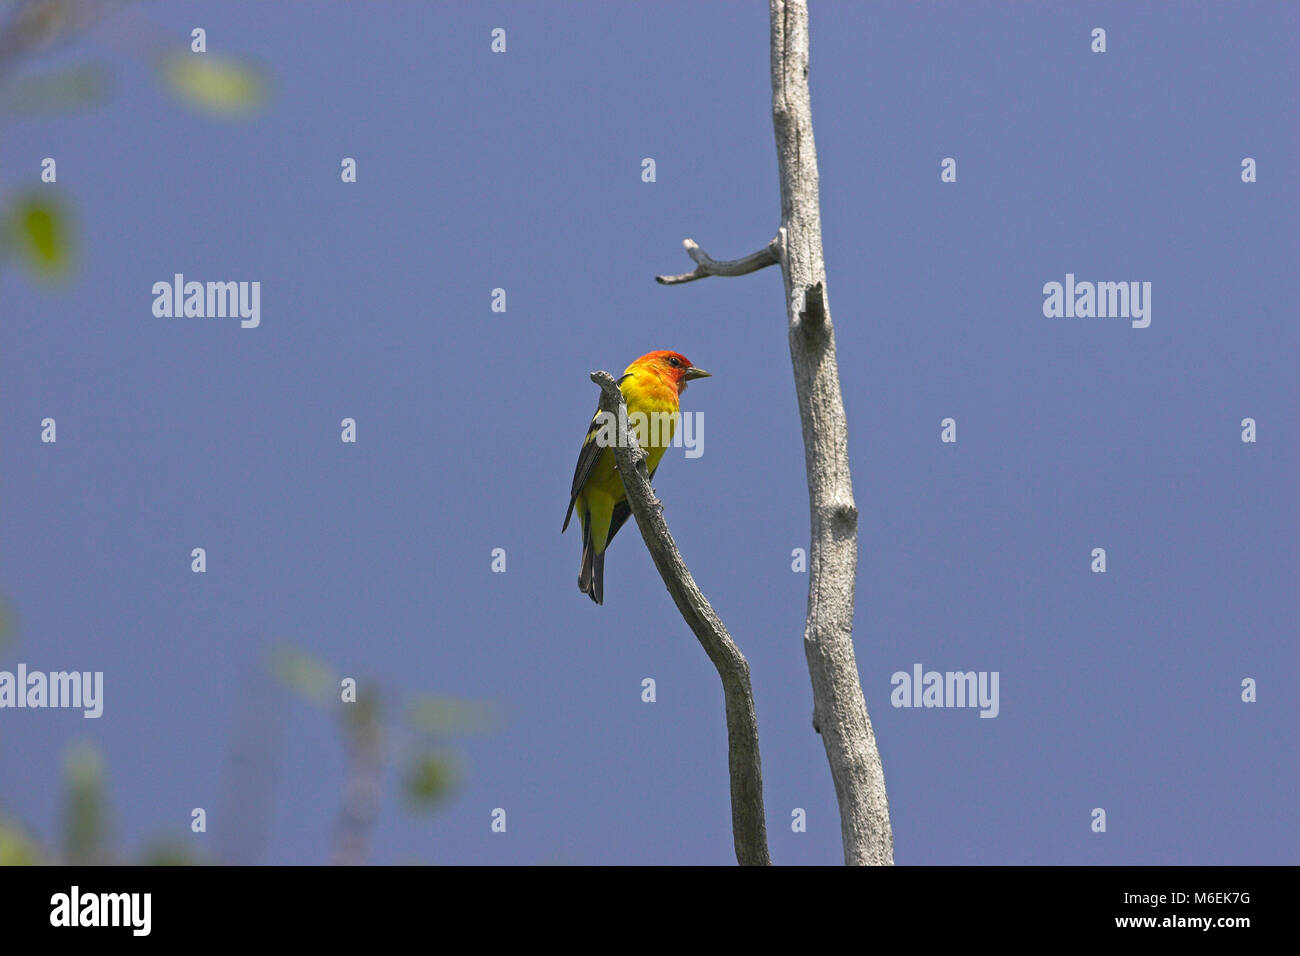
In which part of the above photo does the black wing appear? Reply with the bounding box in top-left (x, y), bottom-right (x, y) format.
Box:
top-left (562, 412), bottom-right (604, 533)
top-left (562, 374), bottom-right (632, 533)
top-left (603, 463), bottom-right (658, 549)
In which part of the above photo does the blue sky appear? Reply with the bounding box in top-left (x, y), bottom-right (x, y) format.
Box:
top-left (1, 1), bottom-right (1296, 865)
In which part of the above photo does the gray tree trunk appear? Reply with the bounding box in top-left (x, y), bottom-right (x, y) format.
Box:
top-left (770, 0), bottom-right (893, 866)
top-left (652, 0), bottom-right (894, 866)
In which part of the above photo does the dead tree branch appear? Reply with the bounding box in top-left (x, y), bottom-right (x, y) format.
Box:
top-left (653, 0), bottom-right (894, 865)
top-left (589, 370), bottom-right (771, 867)
top-left (655, 237), bottom-right (780, 285)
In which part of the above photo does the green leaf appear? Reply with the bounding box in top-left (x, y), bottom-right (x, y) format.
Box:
top-left (0, 823), bottom-right (43, 865)
top-left (1, 64), bottom-right (109, 115)
top-left (404, 695), bottom-right (497, 737)
top-left (9, 194), bottom-right (73, 280)
top-left (160, 53), bottom-right (267, 116)
top-left (267, 645), bottom-right (335, 703)
top-left (401, 751), bottom-right (460, 810)
top-left (62, 741), bottom-right (109, 864)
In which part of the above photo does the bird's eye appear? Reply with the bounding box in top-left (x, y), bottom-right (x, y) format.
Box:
top-left (668, 357), bottom-right (681, 368)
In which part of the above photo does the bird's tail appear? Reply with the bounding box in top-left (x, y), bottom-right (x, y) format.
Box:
top-left (577, 520), bottom-right (605, 605)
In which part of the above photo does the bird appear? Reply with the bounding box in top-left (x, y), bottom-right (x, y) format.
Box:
top-left (563, 350), bottom-right (711, 604)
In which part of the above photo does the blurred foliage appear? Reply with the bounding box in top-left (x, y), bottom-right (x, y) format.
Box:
top-left (401, 751), bottom-right (460, 810)
top-left (342, 682), bottom-right (382, 744)
top-left (0, 0), bottom-right (269, 289)
top-left (406, 694), bottom-right (498, 737)
top-left (269, 643), bottom-right (492, 820)
top-left (137, 837), bottom-right (201, 866)
top-left (0, 62), bottom-right (108, 113)
top-left (0, 740), bottom-right (206, 866)
top-left (4, 192), bottom-right (72, 279)
top-left (0, 821), bottom-right (43, 865)
top-left (159, 52), bottom-right (266, 116)
top-left (0, 0), bottom-right (103, 62)
top-left (268, 645), bottom-right (335, 704)
top-left (61, 741), bottom-right (108, 864)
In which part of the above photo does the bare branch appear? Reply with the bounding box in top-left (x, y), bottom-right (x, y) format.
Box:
top-left (643, 0), bottom-right (892, 867)
top-left (589, 370), bottom-right (771, 866)
top-left (656, 236), bottom-right (780, 285)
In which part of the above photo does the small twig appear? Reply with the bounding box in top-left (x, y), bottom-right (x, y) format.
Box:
top-left (655, 236), bottom-right (781, 285)
top-left (590, 370), bottom-right (771, 866)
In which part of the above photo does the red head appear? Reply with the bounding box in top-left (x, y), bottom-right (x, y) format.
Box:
top-left (627, 350), bottom-right (712, 393)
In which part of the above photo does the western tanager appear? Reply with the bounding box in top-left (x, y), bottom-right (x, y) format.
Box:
top-left (563, 350), bottom-right (711, 604)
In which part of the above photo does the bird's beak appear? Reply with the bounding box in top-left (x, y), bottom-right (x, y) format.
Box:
top-left (684, 366), bottom-right (712, 381)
